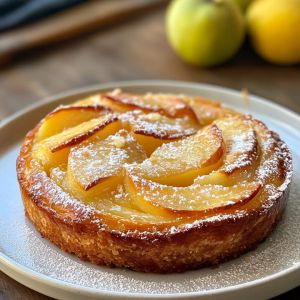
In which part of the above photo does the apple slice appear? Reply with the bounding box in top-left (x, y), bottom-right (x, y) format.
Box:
top-left (50, 166), bottom-right (122, 204)
top-left (37, 105), bottom-right (110, 141)
top-left (141, 93), bottom-right (199, 122)
top-left (74, 91), bottom-right (149, 113)
top-left (50, 167), bottom-right (124, 210)
top-left (67, 129), bottom-right (147, 201)
top-left (43, 114), bottom-right (119, 152)
top-left (121, 112), bottom-right (198, 155)
top-left (253, 119), bottom-right (289, 187)
top-left (131, 112), bottom-right (197, 139)
top-left (74, 91), bottom-right (225, 125)
top-left (33, 114), bottom-right (121, 171)
top-left (74, 91), bottom-right (147, 114)
top-left (49, 167), bottom-right (170, 223)
top-left (100, 90), bottom-right (198, 122)
top-left (132, 124), bottom-right (224, 186)
top-left (195, 117), bottom-right (259, 186)
top-left (189, 98), bottom-right (238, 126)
top-left (126, 173), bottom-right (261, 217)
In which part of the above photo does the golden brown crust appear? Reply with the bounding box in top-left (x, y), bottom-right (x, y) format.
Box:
top-left (17, 93), bottom-right (293, 273)
top-left (19, 167), bottom-right (289, 273)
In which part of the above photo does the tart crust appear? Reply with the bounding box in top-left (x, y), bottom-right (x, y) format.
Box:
top-left (17, 93), bottom-right (292, 273)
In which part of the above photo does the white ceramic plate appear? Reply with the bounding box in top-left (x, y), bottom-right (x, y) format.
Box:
top-left (0, 81), bottom-right (299, 300)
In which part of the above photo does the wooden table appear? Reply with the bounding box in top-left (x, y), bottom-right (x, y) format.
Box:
top-left (0, 4), bottom-right (299, 300)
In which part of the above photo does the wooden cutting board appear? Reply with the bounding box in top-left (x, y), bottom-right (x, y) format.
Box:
top-left (0, 0), bottom-right (168, 63)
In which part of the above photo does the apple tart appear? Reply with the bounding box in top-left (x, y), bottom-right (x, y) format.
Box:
top-left (17, 89), bottom-right (292, 273)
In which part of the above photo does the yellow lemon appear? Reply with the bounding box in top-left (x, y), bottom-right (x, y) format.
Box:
top-left (247, 0), bottom-right (300, 65)
top-left (166, 0), bottom-right (245, 67)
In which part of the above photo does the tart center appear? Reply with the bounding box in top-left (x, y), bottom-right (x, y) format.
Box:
top-left (30, 90), bottom-right (288, 225)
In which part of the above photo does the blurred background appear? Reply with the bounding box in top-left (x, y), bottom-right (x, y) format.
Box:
top-left (0, 0), bottom-right (299, 298)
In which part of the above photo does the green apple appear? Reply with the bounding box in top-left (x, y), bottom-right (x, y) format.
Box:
top-left (166, 0), bottom-right (245, 67)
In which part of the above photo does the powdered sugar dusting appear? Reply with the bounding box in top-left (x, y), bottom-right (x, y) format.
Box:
top-left (137, 124), bottom-right (222, 179)
top-left (215, 117), bottom-right (258, 174)
top-left (1, 143), bottom-right (299, 295)
top-left (1, 84), bottom-right (300, 297)
top-left (130, 174), bottom-right (259, 211)
top-left (68, 130), bottom-right (147, 189)
top-left (132, 113), bottom-right (196, 139)
top-left (28, 100), bottom-right (293, 229)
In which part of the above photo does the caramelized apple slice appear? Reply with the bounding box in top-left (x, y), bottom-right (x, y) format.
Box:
top-left (50, 169), bottom-right (171, 224)
top-left (74, 91), bottom-right (227, 125)
top-left (74, 91), bottom-right (149, 113)
top-left (43, 114), bottom-right (119, 152)
top-left (134, 134), bottom-right (165, 157)
top-left (37, 105), bottom-right (110, 141)
top-left (99, 90), bottom-right (197, 122)
top-left (67, 130), bottom-right (147, 201)
top-left (50, 166), bottom-right (122, 203)
top-left (126, 173), bottom-right (261, 217)
top-left (131, 113), bottom-right (197, 139)
top-left (33, 114), bottom-right (121, 171)
top-left (121, 112), bottom-right (198, 155)
top-left (133, 124), bottom-right (224, 186)
top-left (195, 117), bottom-right (259, 186)
top-left (142, 93), bottom-right (199, 122)
top-left (253, 120), bottom-right (289, 187)
top-left (189, 98), bottom-right (238, 126)
top-left (74, 92), bottom-right (149, 114)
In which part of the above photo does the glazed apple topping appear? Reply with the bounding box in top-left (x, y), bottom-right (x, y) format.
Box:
top-left (36, 105), bottom-right (111, 141)
top-left (30, 90), bottom-right (289, 224)
top-left (67, 129), bottom-right (147, 192)
top-left (43, 114), bottom-right (120, 153)
top-left (189, 98), bottom-right (238, 126)
top-left (132, 123), bottom-right (224, 186)
top-left (126, 172), bottom-right (261, 217)
top-left (195, 116), bottom-right (259, 186)
top-left (130, 113), bottom-right (197, 140)
top-left (33, 114), bottom-right (121, 171)
top-left (119, 110), bottom-right (198, 155)
top-left (78, 89), bottom-right (199, 124)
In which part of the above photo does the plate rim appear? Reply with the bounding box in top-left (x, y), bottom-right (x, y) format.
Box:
top-left (0, 80), bottom-right (299, 299)
top-left (1, 80), bottom-right (300, 130)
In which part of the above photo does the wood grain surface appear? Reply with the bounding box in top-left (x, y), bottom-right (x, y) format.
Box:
top-left (0, 0), bottom-right (168, 61)
top-left (0, 2), bottom-right (299, 299)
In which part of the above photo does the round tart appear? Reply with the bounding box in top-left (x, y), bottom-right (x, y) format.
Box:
top-left (17, 89), bottom-right (292, 273)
